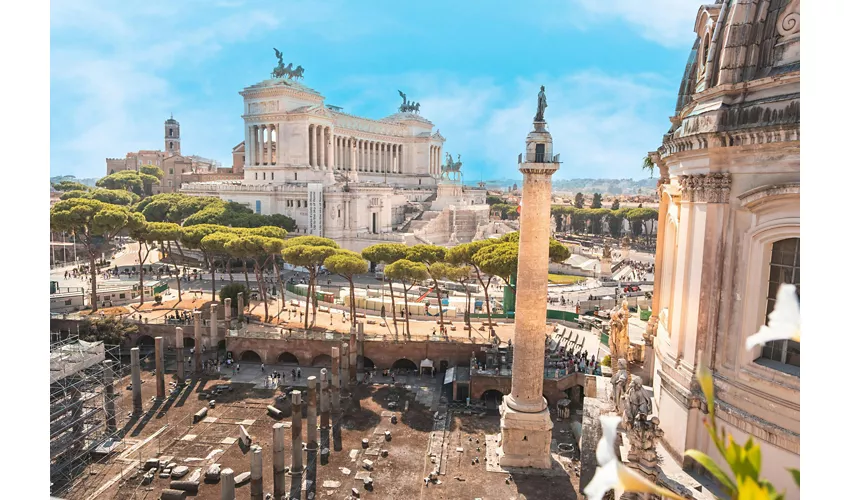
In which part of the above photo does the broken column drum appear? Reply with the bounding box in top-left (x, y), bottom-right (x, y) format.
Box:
top-left (193, 311), bottom-right (202, 373)
top-left (224, 297), bottom-right (232, 326)
top-left (498, 104), bottom-right (559, 469)
top-left (130, 346), bottom-right (142, 415)
top-left (340, 343), bottom-right (350, 392)
top-left (175, 326), bottom-right (185, 383)
top-left (220, 467), bottom-right (235, 500)
top-left (250, 445), bottom-right (263, 500)
top-left (237, 292), bottom-right (244, 318)
top-left (155, 336), bottom-right (166, 399)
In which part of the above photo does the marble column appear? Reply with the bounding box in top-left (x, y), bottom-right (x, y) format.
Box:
top-left (273, 422), bottom-right (286, 500)
top-left (399, 145), bottom-right (403, 173)
top-left (209, 303), bottom-right (218, 360)
top-left (103, 360), bottom-right (116, 433)
top-left (319, 368), bottom-right (330, 444)
top-left (310, 125), bottom-right (316, 167)
top-left (224, 298), bottom-right (231, 325)
top-left (194, 311), bottom-right (203, 373)
top-left (175, 326), bottom-right (185, 383)
top-left (131, 347), bottom-right (142, 415)
top-left (245, 124), bottom-right (252, 167)
top-left (331, 347), bottom-right (341, 411)
top-left (237, 292), bottom-right (244, 318)
top-left (290, 390), bottom-right (303, 500)
top-left (250, 446), bottom-right (263, 500)
top-left (498, 118), bottom-right (558, 469)
top-left (340, 343), bottom-right (349, 392)
top-left (220, 468), bottom-right (235, 500)
top-left (256, 125), bottom-right (261, 165)
top-left (318, 126), bottom-right (324, 170)
top-left (155, 336), bottom-right (165, 399)
top-left (306, 376), bottom-right (318, 449)
top-left (306, 376), bottom-right (318, 498)
top-left (328, 128), bottom-right (335, 170)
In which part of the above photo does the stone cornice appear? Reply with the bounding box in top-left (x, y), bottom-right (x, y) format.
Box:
top-left (738, 182), bottom-right (800, 212)
top-left (678, 172), bottom-right (731, 203)
top-left (659, 123), bottom-right (799, 159)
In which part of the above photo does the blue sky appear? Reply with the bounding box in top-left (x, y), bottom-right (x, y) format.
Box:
top-left (50, 0), bottom-right (707, 181)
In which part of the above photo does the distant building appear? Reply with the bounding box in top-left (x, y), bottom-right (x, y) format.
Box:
top-left (105, 115), bottom-right (241, 193)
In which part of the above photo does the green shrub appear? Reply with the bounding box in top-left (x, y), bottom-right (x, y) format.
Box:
top-left (601, 355), bottom-right (611, 367)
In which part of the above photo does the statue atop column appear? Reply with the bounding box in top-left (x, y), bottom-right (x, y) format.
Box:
top-left (534, 85), bottom-right (547, 122)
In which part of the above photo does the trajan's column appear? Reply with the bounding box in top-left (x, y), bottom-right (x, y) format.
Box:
top-left (498, 85), bottom-right (558, 469)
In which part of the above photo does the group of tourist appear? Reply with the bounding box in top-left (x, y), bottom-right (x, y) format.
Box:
top-left (552, 348), bottom-right (602, 376)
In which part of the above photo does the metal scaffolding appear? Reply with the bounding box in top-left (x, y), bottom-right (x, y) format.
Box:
top-left (50, 335), bottom-right (125, 494)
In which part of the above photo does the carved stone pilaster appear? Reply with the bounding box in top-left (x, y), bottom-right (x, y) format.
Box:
top-left (678, 172), bottom-right (730, 203)
top-left (777, 0), bottom-right (800, 40)
top-left (679, 175), bottom-right (692, 202)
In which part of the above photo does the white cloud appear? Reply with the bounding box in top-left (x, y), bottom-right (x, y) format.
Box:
top-left (370, 70), bottom-right (673, 180)
top-left (50, 0), bottom-right (351, 177)
top-left (571, 0), bottom-right (706, 48)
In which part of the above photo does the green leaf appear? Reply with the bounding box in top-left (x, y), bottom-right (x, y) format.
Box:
top-left (684, 450), bottom-right (737, 496)
top-left (789, 468), bottom-right (799, 487)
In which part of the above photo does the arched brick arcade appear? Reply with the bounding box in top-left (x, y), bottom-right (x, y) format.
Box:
top-left (311, 354), bottom-right (333, 367)
top-left (391, 358), bottom-right (417, 372)
top-left (362, 357), bottom-right (375, 369)
top-left (278, 352), bottom-right (300, 365)
top-left (137, 335), bottom-right (155, 347)
top-left (240, 350), bottom-right (262, 362)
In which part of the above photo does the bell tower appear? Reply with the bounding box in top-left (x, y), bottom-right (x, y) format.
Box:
top-left (164, 114), bottom-right (181, 156)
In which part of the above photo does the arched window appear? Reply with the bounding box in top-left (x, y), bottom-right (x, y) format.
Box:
top-left (759, 237), bottom-right (800, 369)
top-left (169, 129), bottom-right (173, 137)
top-left (169, 142), bottom-right (173, 150)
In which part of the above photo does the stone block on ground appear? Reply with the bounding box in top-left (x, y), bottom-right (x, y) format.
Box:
top-left (205, 463), bottom-right (221, 481)
top-left (168, 480), bottom-right (199, 493)
top-left (234, 471), bottom-right (251, 485)
top-left (160, 489), bottom-right (187, 500)
top-left (170, 465), bottom-right (189, 478)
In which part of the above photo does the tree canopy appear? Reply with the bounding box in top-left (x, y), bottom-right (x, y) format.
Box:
top-left (361, 243), bottom-right (408, 267)
top-left (52, 180), bottom-right (91, 192)
top-left (324, 251), bottom-right (369, 279)
top-left (78, 316), bottom-right (138, 345)
top-left (50, 198), bottom-right (145, 241)
top-left (97, 170), bottom-right (154, 196)
top-left (574, 192), bottom-right (585, 208)
top-left (61, 187), bottom-right (140, 206)
top-left (590, 193), bottom-right (603, 209)
top-left (406, 244), bottom-right (447, 265)
top-left (384, 259), bottom-right (429, 283)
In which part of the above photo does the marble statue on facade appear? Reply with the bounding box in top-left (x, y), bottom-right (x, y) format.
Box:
top-left (534, 85), bottom-right (547, 122)
top-left (608, 300), bottom-right (631, 370)
top-left (621, 375), bottom-right (664, 493)
top-left (611, 358), bottom-right (628, 413)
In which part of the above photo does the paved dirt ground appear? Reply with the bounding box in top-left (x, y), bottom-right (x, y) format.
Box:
top-left (62, 366), bottom-right (581, 500)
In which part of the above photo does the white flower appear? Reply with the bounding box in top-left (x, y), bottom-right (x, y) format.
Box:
top-left (584, 415), bottom-right (686, 500)
top-left (745, 283), bottom-right (800, 350)
top-left (596, 415), bottom-right (621, 466)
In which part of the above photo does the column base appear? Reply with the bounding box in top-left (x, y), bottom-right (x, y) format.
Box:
top-left (498, 399), bottom-right (553, 469)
